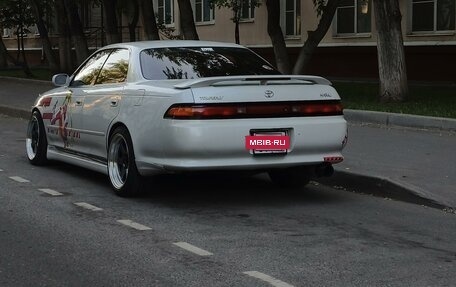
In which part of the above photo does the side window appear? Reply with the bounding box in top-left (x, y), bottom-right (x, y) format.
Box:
top-left (71, 50), bottom-right (111, 86)
top-left (412, 0), bottom-right (455, 32)
top-left (96, 49), bottom-right (130, 85)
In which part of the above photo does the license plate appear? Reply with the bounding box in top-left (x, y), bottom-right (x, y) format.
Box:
top-left (245, 131), bottom-right (290, 154)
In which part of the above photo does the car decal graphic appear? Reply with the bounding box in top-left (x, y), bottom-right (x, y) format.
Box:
top-left (37, 96), bottom-right (52, 107)
top-left (47, 93), bottom-right (78, 148)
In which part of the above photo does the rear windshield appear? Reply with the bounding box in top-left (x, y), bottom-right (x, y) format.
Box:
top-left (140, 47), bottom-right (280, 80)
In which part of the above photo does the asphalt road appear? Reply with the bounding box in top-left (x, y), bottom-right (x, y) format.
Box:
top-left (1, 115), bottom-right (456, 287)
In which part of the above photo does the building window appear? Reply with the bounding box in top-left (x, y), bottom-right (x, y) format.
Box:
top-left (2, 28), bottom-right (10, 38)
top-left (157, 0), bottom-right (174, 25)
top-left (335, 0), bottom-right (371, 35)
top-left (194, 0), bottom-right (214, 23)
top-left (33, 25), bottom-right (40, 37)
top-left (240, 0), bottom-right (255, 20)
top-left (284, 0), bottom-right (301, 36)
top-left (412, 0), bottom-right (455, 32)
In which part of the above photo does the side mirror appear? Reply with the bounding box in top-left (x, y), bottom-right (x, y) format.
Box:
top-left (52, 73), bottom-right (70, 87)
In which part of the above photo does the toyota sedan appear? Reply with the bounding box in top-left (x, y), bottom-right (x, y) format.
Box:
top-left (26, 40), bottom-right (347, 196)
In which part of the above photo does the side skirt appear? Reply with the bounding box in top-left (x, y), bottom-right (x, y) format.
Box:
top-left (47, 146), bottom-right (108, 175)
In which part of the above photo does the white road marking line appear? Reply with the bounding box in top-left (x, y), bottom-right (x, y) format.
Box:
top-left (172, 242), bottom-right (213, 256)
top-left (243, 271), bottom-right (294, 287)
top-left (117, 219), bottom-right (152, 231)
top-left (9, 176), bottom-right (30, 183)
top-left (38, 188), bottom-right (63, 196)
top-left (0, 168), bottom-right (3, 172)
top-left (74, 202), bottom-right (103, 211)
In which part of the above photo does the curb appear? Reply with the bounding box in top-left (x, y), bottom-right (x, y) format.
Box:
top-left (316, 169), bottom-right (453, 211)
top-left (0, 76), bottom-right (51, 85)
top-left (344, 109), bottom-right (456, 132)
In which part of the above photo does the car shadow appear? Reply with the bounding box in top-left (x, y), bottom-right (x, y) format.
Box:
top-left (41, 161), bottom-right (349, 208)
top-left (138, 172), bottom-right (348, 208)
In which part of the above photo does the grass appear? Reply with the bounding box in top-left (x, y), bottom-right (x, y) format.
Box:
top-left (0, 68), bottom-right (454, 118)
top-left (333, 82), bottom-right (456, 119)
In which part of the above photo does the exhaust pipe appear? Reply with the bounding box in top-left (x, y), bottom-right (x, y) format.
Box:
top-left (315, 163), bottom-right (334, 177)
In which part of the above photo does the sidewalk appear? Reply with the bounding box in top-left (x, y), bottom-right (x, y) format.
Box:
top-left (320, 124), bottom-right (456, 210)
top-left (1, 77), bottom-right (455, 210)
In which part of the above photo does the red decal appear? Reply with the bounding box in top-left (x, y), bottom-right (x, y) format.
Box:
top-left (38, 97), bottom-right (52, 107)
top-left (42, 113), bottom-right (53, 120)
top-left (245, 135), bottom-right (290, 150)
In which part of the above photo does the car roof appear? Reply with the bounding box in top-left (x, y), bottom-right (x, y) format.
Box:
top-left (103, 40), bottom-right (245, 50)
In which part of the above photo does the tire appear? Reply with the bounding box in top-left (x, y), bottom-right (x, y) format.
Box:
top-left (107, 126), bottom-right (143, 197)
top-left (268, 166), bottom-right (311, 189)
top-left (26, 111), bottom-right (48, 165)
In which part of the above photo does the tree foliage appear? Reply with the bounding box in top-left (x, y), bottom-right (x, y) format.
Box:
top-left (0, 0), bottom-right (35, 76)
top-left (0, 0), bottom-right (35, 30)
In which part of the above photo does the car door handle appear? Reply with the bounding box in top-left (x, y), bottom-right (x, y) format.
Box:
top-left (75, 100), bottom-right (83, 106)
top-left (110, 100), bottom-right (118, 107)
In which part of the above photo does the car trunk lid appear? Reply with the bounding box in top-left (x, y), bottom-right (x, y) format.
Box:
top-left (164, 76), bottom-right (343, 120)
top-left (173, 75), bottom-right (340, 104)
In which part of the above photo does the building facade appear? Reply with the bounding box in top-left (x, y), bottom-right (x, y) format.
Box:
top-left (2, 0), bottom-right (455, 82)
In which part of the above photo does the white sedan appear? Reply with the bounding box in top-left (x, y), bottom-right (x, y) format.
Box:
top-left (26, 40), bottom-right (347, 196)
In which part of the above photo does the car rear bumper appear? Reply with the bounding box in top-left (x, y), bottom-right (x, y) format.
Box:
top-left (135, 116), bottom-right (347, 176)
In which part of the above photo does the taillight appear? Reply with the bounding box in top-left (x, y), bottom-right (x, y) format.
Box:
top-left (164, 100), bottom-right (343, 119)
top-left (324, 156), bottom-right (344, 163)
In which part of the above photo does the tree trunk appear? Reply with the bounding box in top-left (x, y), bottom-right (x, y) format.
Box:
top-left (0, 37), bottom-right (8, 68)
top-left (64, 0), bottom-right (89, 65)
top-left (177, 0), bottom-right (199, 40)
top-left (30, 0), bottom-right (59, 73)
top-left (103, 0), bottom-right (122, 44)
top-left (234, 21), bottom-right (240, 44)
top-left (16, 27), bottom-right (20, 62)
top-left (292, 0), bottom-right (338, 75)
top-left (20, 26), bottom-right (33, 78)
top-left (126, 0), bottom-right (139, 42)
top-left (373, 0), bottom-right (408, 102)
top-left (56, 0), bottom-right (73, 73)
top-left (265, 0), bottom-right (290, 74)
top-left (0, 34), bottom-right (18, 66)
top-left (139, 0), bottom-right (160, 40)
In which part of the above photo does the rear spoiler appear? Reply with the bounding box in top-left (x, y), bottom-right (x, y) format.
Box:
top-left (174, 75), bottom-right (332, 89)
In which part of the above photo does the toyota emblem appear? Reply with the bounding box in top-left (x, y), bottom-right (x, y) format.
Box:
top-left (265, 90), bottom-right (274, 98)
